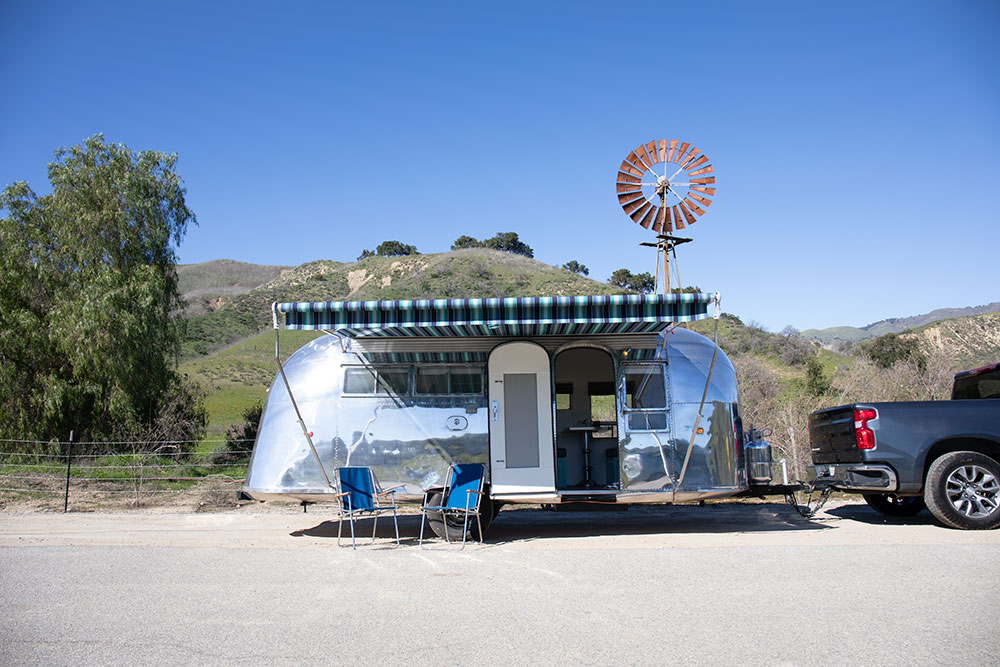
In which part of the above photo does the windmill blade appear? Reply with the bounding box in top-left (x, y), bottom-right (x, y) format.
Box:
top-left (616, 182), bottom-right (642, 194)
top-left (628, 150), bottom-right (651, 172)
top-left (639, 205), bottom-right (657, 229)
top-left (666, 139), bottom-right (678, 163)
top-left (644, 141), bottom-right (659, 164)
top-left (619, 160), bottom-right (643, 177)
top-left (690, 186), bottom-right (716, 196)
top-left (678, 201), bottom-right (697, 225)
top-left (671, 205), bottom-right (686, 230)
top-left (688, 192), bottom-right (712, 207)
top-left (657, 139), bottom-right (667, 162)
top-left (684, 198), bottom-right (705, 216)
top-left (623, 197), bottom-right (648, 215)
top-left (673, 142), bottom-right (691, 164)
top-left (689, 165), bottom-right (714, 176)
top-left (684, 154), bottom-right (710, 171)
top-left (680, 146), bottom-right (700, 168)
top-left (651, 205), bottom-right (664, 233)
top-left (631, 201), bottom-right (654, 227)
top-left (690, 176), bottom-right (716, 184)
top-left (618, 193), bottom-right (645, 207)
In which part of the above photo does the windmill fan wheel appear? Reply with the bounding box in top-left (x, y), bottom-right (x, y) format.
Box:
top-left (616, 140), bottom-right (716, 233)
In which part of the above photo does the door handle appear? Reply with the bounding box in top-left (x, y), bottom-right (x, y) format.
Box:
top-left (491, 400), bottom-right (498, 422)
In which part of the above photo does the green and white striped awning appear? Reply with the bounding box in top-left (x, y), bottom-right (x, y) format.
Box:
top-left (274, 293), bottom-right (718, 337)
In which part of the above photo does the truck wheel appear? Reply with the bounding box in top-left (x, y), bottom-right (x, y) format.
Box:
top-left (924, 451), bottom-right (1000, 530)
top-left (862, 493), bottom-right (926, 516)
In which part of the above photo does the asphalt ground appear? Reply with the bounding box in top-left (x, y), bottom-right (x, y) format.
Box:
top-left (2, 501), bottom-right (998, 666)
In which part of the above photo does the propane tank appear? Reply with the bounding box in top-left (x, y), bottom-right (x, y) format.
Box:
top-left (745, 428), bottom-right (773, 485)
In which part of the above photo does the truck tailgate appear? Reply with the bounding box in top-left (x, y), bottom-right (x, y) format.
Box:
top-left (809, 407), bottom-right (863, 464)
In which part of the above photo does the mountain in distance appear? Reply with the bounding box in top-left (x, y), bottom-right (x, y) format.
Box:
top-left (801, 302), bottom-right (1000, 344)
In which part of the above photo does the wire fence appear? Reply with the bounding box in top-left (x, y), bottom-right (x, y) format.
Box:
top-left (0, 438), bottom-right (255, 511)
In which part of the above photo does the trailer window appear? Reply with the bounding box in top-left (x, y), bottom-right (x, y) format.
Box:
top-left (344, 368), bottom-right (377, 394)
top-left (415, 366), bottom-right (484, 395)
top-left (344, 367), bottom-right (410, 395)
top-left (624, 364), bottom-right (667, 409)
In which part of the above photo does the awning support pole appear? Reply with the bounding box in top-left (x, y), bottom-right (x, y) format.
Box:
top-left (272, 302), bottom-right (336, 491)
top-left (673, 293), bottom-right (721, 499)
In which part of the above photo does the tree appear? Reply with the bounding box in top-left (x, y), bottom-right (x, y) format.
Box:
top-left (481, 232), bottom-right (533, 258)
top-left (0, 135), bottom-right (202, 447)
top-left (375, 240), bottom-right (419, 256)
top-left (805, 357), bottom-right (831, 396)
top-left (608, 268), bottom-right (655, 293)
top-left (562, 260), bottom-right (589, 276)
top-left (451, 235), bottom-right (482, 250)
top-left (858, 333), bottom-right (926, 370)
top-left (211, 401), bottom-right (262, 464)
top-left (357, 249), bottom-right (375, 260)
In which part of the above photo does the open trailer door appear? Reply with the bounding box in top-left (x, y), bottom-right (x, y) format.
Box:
top-left (488, 341), bottom-right (556, 497)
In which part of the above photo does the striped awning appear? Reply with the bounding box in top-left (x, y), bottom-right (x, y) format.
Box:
top-left (274, 293), bottom-right (718, 337)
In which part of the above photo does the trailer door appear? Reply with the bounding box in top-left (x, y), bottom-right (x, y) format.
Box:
top-left (488, 342), bottom-right (556, 496)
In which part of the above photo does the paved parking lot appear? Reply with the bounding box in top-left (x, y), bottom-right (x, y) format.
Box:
top-left (2, 501), bottom-right (998, 665)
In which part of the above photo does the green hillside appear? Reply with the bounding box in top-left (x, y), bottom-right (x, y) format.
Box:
top-left (799, 325), bottom-right (868, 344)
top-left (180, 248), bottom-right (620, 358)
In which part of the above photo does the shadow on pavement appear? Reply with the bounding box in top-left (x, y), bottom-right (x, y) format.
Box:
top-left (824, 503), bottom-right (939, 527)
top-left (290, 501), bottom-right (833, 543)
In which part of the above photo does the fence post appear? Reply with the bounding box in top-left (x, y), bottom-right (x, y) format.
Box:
top-left (63, 430), bottom-right (74, 512)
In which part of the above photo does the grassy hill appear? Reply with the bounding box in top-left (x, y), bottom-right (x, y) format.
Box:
top-left (177, 259), bottom-right (290, 316)
top-left (803, 302), bottom-right (1000, 344)
top-left (180, 249), bottom-right (620, 358)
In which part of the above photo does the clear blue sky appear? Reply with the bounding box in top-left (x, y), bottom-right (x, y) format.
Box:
top-left (2, 1), bottom-right (998, 331)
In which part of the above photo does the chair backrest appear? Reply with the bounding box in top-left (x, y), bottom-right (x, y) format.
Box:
top-left (339, 467), bottom-right (375, 511)
top-left (443, 463), bottom-right (485, 510)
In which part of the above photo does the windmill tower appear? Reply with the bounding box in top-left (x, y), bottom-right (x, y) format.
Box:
top-left (616, 140), bottom-right (716, 294)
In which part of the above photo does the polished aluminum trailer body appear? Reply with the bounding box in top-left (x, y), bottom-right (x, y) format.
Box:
top-left (242, 293), bottom-right (746, 506)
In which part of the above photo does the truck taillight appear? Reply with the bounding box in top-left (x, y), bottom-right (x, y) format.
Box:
top-left (854, 408), bottom-right (877, 450)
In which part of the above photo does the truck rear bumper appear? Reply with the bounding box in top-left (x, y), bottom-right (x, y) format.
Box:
top-left (809, 463), bottom-right (898, 492)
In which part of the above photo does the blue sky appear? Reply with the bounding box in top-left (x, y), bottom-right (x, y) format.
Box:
top-left (2, 1), bottom-right (998, 331)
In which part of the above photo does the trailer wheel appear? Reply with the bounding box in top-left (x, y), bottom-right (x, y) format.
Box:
top-left (424, 491), bottom-right (494, 541)
top-left (862, 493), bottom-right (926, 516)
top-left (924, 451), bottom-right (1000, 530)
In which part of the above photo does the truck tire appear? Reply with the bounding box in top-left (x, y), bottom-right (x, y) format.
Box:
top-left (924, 451), bottom-right (1000, 530)
top-left (862, 493), bottom-right (926, 516)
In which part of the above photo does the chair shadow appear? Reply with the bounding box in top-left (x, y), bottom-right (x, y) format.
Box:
top-left (290, 514), bottom-right (425, 544)
top-left (822, 503), bottom-right (939, 527)
top-left (289, 501), bottom-right (832, 545)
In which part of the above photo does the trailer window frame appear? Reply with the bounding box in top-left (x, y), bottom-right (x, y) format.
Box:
top-left (621, 362), bottom-right (669, 432)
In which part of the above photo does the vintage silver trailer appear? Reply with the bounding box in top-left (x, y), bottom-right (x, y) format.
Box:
top-left (242, 293), bottom-right (764, 520)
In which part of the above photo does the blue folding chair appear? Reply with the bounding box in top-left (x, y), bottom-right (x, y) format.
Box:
top-left (336, 467), bottom-right (401, 549)
top-left (419, 463), bottom-right (487, 549)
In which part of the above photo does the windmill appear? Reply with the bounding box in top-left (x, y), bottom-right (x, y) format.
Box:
top-left (616, 140), bottom-right (716, 294)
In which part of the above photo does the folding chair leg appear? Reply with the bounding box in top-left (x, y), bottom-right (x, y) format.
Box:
top-left (372, 514), bottom-right (378, 546)
top-left (349, 512), bottom-right (357, 550)
top-left (419, 511), bottom-right (427, 548)
top-left (460, 513), bottom-right (470, 550)
top-left (391, 507), bottom-right (400, 546)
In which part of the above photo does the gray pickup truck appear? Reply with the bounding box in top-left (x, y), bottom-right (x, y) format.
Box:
top-left (808, 362), bottom-right (1000, 529)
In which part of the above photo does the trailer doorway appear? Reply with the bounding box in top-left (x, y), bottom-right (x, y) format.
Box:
top-left (553, 347), bottom-right (619, 490)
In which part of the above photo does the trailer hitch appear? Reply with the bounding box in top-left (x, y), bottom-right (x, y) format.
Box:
top-left (784, 482), bottom-right (835, 519)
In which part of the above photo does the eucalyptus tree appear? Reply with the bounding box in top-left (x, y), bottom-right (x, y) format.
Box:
top-left (0, 135), bottom-right (204, 447)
